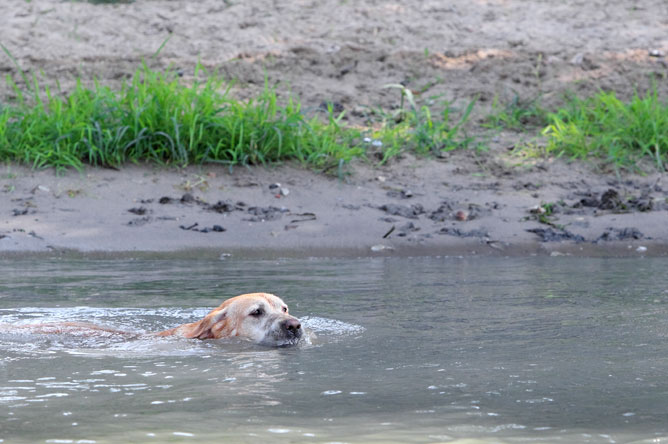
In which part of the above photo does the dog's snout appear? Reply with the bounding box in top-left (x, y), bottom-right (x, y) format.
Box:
top-left (283, 318), bottom-right (302, 337)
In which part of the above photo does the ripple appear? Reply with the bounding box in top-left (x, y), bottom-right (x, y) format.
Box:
top-left (300, 316), bottom-right (365, 335)
top-left (1, 309), bottom-right (363, 357)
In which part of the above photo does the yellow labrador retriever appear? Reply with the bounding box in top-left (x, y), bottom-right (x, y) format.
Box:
top-left (2, 293), bottom-right (303, 347)
top-left (158, 292), bottom-right (303, 345)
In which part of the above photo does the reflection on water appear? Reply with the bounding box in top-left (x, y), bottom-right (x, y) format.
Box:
top-left (0, 257), bottom-right (667, 443)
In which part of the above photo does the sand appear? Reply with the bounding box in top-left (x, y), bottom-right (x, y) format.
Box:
top-left (0, 0), bottom-right (667, 257)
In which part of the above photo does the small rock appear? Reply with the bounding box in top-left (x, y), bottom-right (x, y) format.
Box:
top-left (570, 53), bottom-right (584, 65)
top-left (280, 187), bottom-right (290, 197)
top-left (219, 253), bottom-right (232, 260)
top-left (269, 183), bottom-right (281, 190)
top-left (455, 210), bottom-right (468, 221)
top-left (528, 205), bottom-right (546, 214)
top-left (371, 140), bottom-right (383, 147)
top-left (636, 246), bottom-right (648, 253)
top-left (128, 207), bottom-right (147, 215)
top-left (648, 49), bottom-right (664, 58)
top-left (377, 176), bottom-right (386, 183)
top-left (180, 193), bottom-right (195, 204)
top-left (211, 225), bottom-right (226, 232)
top-left (370, 244), bottom-right (394, 252)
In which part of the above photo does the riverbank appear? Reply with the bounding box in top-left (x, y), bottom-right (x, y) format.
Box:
top-left (1, 0), bottom-right (666, 258)
top-left (2, 155), bottom-right (666, 258)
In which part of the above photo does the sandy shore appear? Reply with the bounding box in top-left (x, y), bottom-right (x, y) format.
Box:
top-left (1, 156), bottom-right (666, 258)
top-left (1, 0), bottom-right (667, 258)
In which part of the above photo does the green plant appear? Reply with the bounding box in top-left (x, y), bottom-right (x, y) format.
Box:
top-left (543, 89), bottom-right (668, 170)
top-left (0, 45), bottom-right (478, 171)
top-left (485, 93), bottom-right (548, 130)
top-left (0, 63), bottom-right (367, 170)
top-left (369, 84), bottom-right (476, 163)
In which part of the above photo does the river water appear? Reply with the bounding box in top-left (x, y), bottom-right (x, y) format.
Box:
top-left (0, 257), bottom-right (667, 443)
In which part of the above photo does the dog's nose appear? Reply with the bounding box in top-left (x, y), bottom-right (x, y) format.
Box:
top-left (283, 318), bottom-right (302, 338)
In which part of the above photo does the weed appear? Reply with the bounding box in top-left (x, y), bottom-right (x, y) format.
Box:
top-left (369, 84), bottom-right (476, 163)
top-left (0, 52), bottom-right (476, 171)
top-left (543, 89), bottom-right (668, 170)
top-left (0, 63), bottom-right (367, 170)
top-left (527, 201), bottom-right (565, 229)
top-left (485, 93), bottom-right (548, 131)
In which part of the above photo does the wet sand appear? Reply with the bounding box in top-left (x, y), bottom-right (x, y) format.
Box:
top-left (1, 158), bottom-right (666, 258)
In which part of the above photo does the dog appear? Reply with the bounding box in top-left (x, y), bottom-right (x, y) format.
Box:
top-left (157, 292), bottom-right (303, 346)
top-left (2, 293), bottom-right (303, 347)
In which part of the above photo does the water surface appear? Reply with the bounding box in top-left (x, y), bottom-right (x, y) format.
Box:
top-left (1, 257), bottom-right (667, 443)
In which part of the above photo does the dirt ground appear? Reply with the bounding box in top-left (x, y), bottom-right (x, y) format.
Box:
top-left (1, 0), bottom-right (667, 257)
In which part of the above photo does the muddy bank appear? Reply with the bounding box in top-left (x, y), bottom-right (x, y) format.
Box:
top-left (1, 158), bottom-right (666, 258)
top-left (0, 0), bottom-right (667, 258)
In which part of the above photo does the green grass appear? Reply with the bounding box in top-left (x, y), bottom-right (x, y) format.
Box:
top-left (0, 64), bottom-right (365, 170)
top-left (4, 50), bottom-right (663, 173)
top-left (543, 89), bottom-right (668, 170)
top-left (0, 62), bottom-right (476, 171)
top-left (364, 84), bottom-right (476, 163)
top-left (485, 93), bottom-right (548, 131)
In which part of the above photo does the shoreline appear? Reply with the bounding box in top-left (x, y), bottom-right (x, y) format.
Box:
top-left (1, 159), bottom-right (665, 259)
top-left (1, 243), bottom-right (666, 260)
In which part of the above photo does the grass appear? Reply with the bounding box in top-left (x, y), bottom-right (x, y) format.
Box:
top-left (485, 93), bottom-right (548, 131)
top-left (364, 84), bottom-right (476, 163)
top-left (0, 61), bottom-right (476, 171)
top-left (543, 89), bottom-right (668, 170)
top-left (1, 47), bottom-right (665, 172)
top-left (0, 63), bottom-right (365, 170)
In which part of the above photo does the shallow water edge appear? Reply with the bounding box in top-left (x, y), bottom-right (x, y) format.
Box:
top-left (0, 240), bottom-right (666, 261)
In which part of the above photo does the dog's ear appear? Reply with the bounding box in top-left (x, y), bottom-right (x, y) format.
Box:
top-left (184, 309), bottom-right (227, 340)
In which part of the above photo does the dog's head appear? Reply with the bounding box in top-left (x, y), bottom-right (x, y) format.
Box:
top-left (183, 293), bottom-right (303, 346)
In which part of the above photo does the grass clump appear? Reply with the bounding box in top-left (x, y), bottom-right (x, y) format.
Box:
top-left (543, 90), bottom-right (668, 170)
top-left (485, 94), bottom-right (548, 131)
top-left (0, 64), bottom-right (363, 170)
top-left (366, 84), bottom-right (476, 163)
top-left (0, 62), bottom-right (477, 171)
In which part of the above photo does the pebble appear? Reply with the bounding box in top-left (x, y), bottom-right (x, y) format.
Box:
top-left (570, 53), bottom-right (584, 66)
top-left (370, 244), bottom-right (394, 252)
top-left (455, 210), bottom-right (468, 221)
top-left (529, 205), bottom-right (546, 214)
top-left (636, 246), bottom-right (647, 253)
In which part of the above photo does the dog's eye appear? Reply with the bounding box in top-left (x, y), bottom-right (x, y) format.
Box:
top-left (282, 307), bottom-right (288, 313)
top-left (249, 308), bottom-right (264, 317)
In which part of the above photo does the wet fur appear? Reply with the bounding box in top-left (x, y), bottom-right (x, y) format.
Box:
top-left (3, 293), bottom-right (302, 347)
top-left (158, 292), bottom-right (303, 345)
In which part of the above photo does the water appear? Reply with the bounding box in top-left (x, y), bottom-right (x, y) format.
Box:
top-left (0, 256), bottom-right (667, 443)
